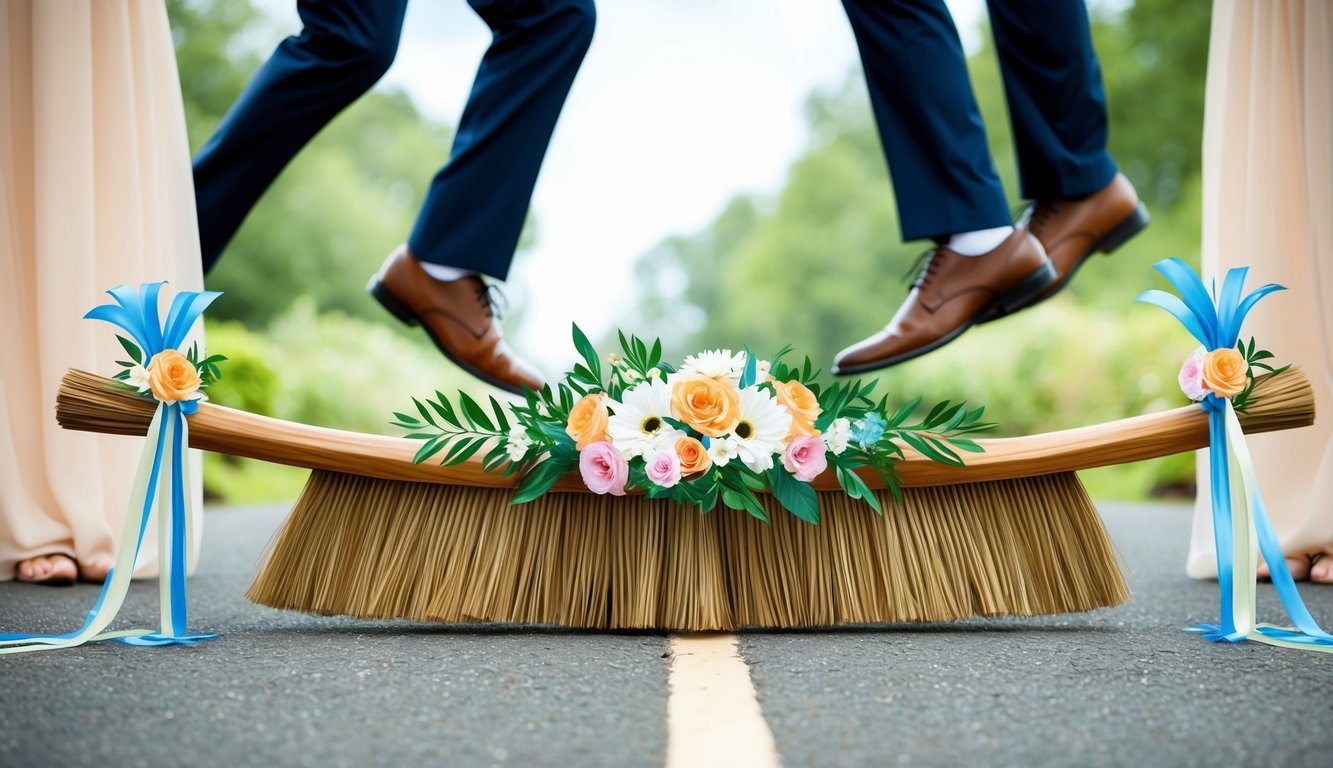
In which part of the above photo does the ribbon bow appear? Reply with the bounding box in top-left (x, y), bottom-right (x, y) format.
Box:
top-left (1138, 258), bottom-right (1332, 653)
top-left (1, 283), bottom-right (221, 653)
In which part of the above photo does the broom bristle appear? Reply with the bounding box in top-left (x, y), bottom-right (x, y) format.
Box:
top-left (245, 470), bottom-right (1129, 630)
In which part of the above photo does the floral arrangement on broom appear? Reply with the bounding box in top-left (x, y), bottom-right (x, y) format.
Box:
top-left (394, 327), bottom-right (992, 523)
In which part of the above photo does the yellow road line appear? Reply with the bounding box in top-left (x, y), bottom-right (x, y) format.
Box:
top-left (666, 632), bottom-right (780, 768)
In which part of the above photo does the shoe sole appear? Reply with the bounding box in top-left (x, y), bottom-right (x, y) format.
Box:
top-left (833, 259), bottom-right (1059, 376)
top-left (980, 202), bottom-right (1150, 324)
top-left (368, 276), bottom-right (529, 396)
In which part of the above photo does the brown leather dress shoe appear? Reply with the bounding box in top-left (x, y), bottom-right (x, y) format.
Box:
top-left (833, 229), bottom-right (1056, 375)
top-left (983, 172), bottom-right (1149, 322)
top-left (368, 246), bottom-right (544, 395)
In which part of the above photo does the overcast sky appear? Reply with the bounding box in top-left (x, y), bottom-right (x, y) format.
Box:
top-left (266, 0), bottom-right (989, 368)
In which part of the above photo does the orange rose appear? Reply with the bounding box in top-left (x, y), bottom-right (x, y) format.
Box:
top-left (146, 349), bottom-right (201, 403)
top-left (773, 379), bottom-right (821, 438)
top-left (674, 436), bottom-right (712, 476)
top-left (1202, 347), bottom-right (1248, 398)
top-left (566, 393), bottom-right (609, 449)
top-left (671, 375), bottom-right (741, 438)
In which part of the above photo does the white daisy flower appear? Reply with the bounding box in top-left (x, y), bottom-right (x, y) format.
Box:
top-left (127, 363), bottom-right (151, 393)
top-left (506, 427), bottom-right (534, 462)
top-left (607, 378), bottom-right (675, 458)
top-left (678, 349), bottom-right (747, 382)
top-left (707, 436), bottom-right (739, 467)
top-left (732, 386), bottom-right (793, 473)
top-left (824, 417), bottom-right (852, 456)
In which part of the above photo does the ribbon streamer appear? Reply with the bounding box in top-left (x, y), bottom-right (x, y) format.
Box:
top-left (0, 283), bottom-right (219, 654)
top-left (1139, 259), bottom-right (1332, 653)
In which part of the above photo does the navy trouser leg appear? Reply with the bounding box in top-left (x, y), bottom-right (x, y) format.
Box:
top-left (840, 0), bottom-right (1012, 242)
top-left (408, 0), bottom-right (596, 280)
top-left (193, 0), bottom-right (408, 273)
top-left (987, 0), bottom-right (1117, 200)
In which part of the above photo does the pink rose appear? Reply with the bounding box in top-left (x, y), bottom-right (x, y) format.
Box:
top-left (782, 435), bottom-right (828, 482)
top-left (579, 441), bottom-right (628, 496)
top-left (645, 450), bottom-right (682, 489)
top-left (1178, 348), bottom-right (1208, 401)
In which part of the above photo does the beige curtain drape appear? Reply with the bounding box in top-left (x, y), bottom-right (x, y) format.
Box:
top-left (1188, 0), bottom-right (1333, 578)
top-left (0, 0), bottom-right (205, 580)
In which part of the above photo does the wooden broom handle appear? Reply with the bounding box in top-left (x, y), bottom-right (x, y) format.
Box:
top-left (57, 368), bottom-right (1315, 490)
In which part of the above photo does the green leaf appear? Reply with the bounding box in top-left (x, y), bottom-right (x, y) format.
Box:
top-left (413, 398), bottom-right (438, 428)
top-left (429, 391), bottom-right (462, 428)
top-left (886, 397), bottom-right (920, 428)
top-left (721, 488), bottom-right (747, 512)
top-left (923, 400), bottom-right (954, 428)
top-left (116, 335), bottom-right (143, 364)
top-left (512, 462), bottom-right (567, 505)
top-left (413, 435), bottom-right (449, 465)
top-left (738, 468), bottom-right (767, 492)
top-left (490, 396), bottom-right (511, 432)
top-left (441, 436), bottom-right (478, 465)
top-left (900, 432), bottom-right (963, 467)
top-left (835, 464), bottom-right (882, 514)
top-left (767, 467), bottom-right (819, 524)
top-left (946, 437), bottom-right (985, 453)
top-left (458, 391), bottom-right (496, 432)
top-left (392, 411), bottom-right (422, 426)
top-left (572, 324), bottom-right (602, 383)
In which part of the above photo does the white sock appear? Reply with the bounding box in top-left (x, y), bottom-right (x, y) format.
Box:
top-left (419, 262), bottom-right (479, 281)
top-left (947, 226), bottom-right (1014, 257)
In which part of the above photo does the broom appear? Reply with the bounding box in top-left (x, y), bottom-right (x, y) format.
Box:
top-left (55, 367), bottom-right (1315, 631)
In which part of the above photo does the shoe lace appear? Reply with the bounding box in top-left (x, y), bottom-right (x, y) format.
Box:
top-left (1027, 200), bottom-right (1059, 232)
top-left (475, 281), bottom-right (508, 320)
top-left (901, 246), bottom-right (942, 290)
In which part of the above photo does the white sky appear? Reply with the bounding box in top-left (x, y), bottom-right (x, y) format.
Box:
top-left (266, 0), bottom-right (987, 368)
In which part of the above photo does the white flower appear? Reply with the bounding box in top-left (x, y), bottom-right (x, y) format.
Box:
top-left (621, 368), bottom-right (642, 383)
top-left (707, 436), bottom-right (739, 467)
top-left (607, 378), bottom-right (676, 458)
top-left (645, 425), bottom-right (687, 456)
top-left (127, 363), bottom-right (151, 393)
top-left (824, 418), bottom-right (851, 455)
top-left (731, 386), bottom-right (793, 473)
top-left (678, 349), bottom-right (747, 382)
top-left (506, 427), bottom-right (534, 462)
top-left (757, 360), bottom-right (771, 377)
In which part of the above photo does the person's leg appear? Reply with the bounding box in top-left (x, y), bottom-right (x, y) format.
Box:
top-left (839, 0), bottom-right (1012, 243)
top-left (407, 0), bottom-right (596, 280)
top-left (832, 0), bottom-right (1055, 374)
top-left (986, 0), bottom-right (1116, 200)
top-left (193, 0), bottom-right (409, 273)
top-left (977, 0), bottom-right (1147, 322)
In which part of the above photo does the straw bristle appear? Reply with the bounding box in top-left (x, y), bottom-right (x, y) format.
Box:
top-left (246, 470), bottom-right (1129, 630)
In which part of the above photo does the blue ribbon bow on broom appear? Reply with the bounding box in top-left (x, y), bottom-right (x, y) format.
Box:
top-left (1139, 258), bottom-right (1332, 653)
top-left (1, 283), bottom-right (221, 654)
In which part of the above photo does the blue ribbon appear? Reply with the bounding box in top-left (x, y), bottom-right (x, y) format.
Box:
top-left (1, 283), bottom-right (219, 653)
top-left (1138, 259), bottom-right (1332, 652)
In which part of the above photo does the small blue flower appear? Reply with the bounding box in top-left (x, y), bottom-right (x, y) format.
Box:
top-left (850, 412), bottom-right (887, 448)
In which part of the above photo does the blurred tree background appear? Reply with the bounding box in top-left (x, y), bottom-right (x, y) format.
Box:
top-left (172, 0), bottom-right (1211, 503)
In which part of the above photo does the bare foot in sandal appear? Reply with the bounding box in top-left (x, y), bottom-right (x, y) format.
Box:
top-left (78, 554), bottom-right (115, 583)
top-left (15, 553), bottom-right (77, 586)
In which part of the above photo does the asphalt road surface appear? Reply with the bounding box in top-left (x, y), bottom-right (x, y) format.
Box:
top-left (2, 501), bottom-right (1330, 767)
